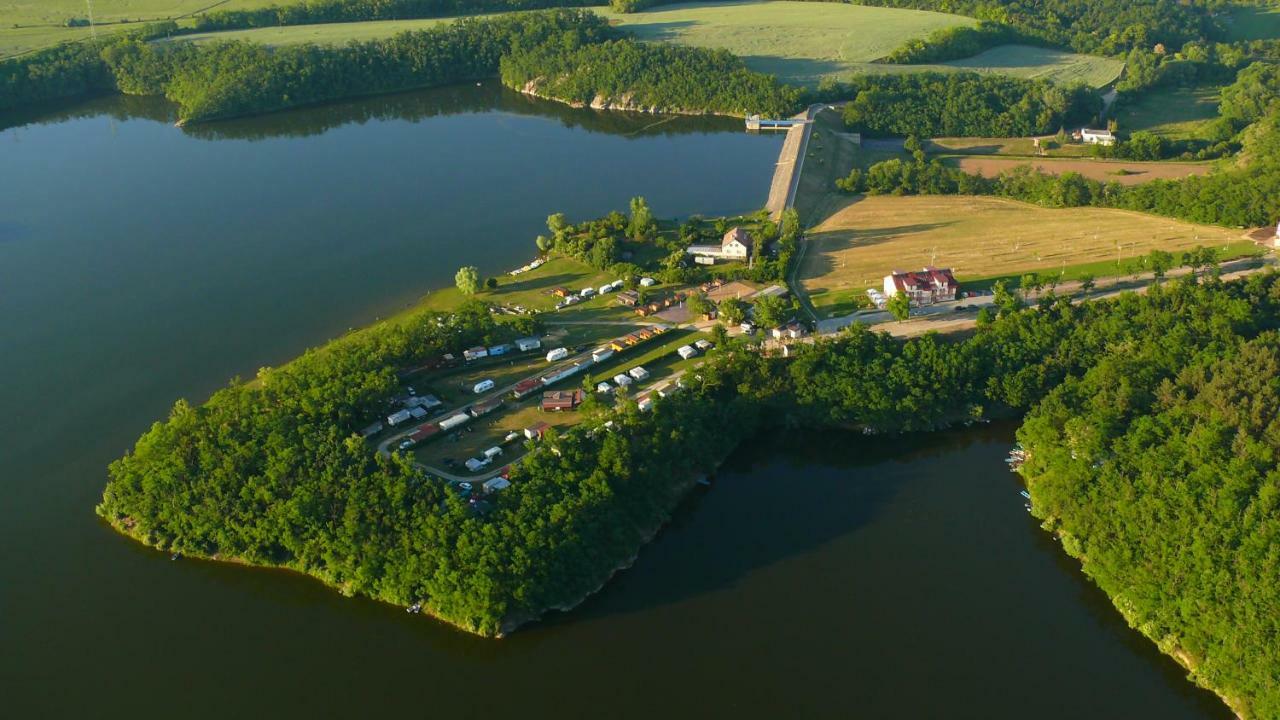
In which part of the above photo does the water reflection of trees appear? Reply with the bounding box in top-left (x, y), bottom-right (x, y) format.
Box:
top-left (1, 82), bottom-right (743, 140)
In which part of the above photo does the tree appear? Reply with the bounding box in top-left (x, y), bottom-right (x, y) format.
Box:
top-left (1019, 273), bottom-right (1038, 300)
top-left (485, 277), bottom-right (498, 290)
top-left (779, 207), bottom-right (802, 244)
top-left (887, 292), bottom-right (911, 322)
top-left (718, 298), bottom-right (747, 326)
top-left (753, 294), bottom-right (790, 328)
top-left (1148, 249), bottom-right (1173, 283)
top-left (976, 306), bottom-right (995, 328)
top-left (709, 323), bottom-right (728, 347)
top-left (547, 212), bottom-right (569, 238)
top-left (993, 279), bottom-right (1023, 315)
top-left (628, 196), bottom-right (655, 240)
top-left (535, 234), bottom-right (552, 253)
top-left (686, 292), bottom-right (712, 318)
top-left (1080, 274), bottom-right (1096, 295)
top-left (455, 266), bottom-right (480, 295)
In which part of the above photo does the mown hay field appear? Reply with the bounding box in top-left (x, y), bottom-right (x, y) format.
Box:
top-left (799, 195), bottom-right (1253, 315)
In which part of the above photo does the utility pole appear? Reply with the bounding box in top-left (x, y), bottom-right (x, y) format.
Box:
top-left (85, 0), bottom-right (98, 41)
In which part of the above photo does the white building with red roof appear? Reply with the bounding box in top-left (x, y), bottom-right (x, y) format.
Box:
top-left (883, 267), bottom-right (959, 306)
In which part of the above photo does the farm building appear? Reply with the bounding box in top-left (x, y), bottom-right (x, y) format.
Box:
top-left (470, 398), bottom-right (504, 418)
top-left (515, 337), bottom-right (542, 352)
top-left (883, 267), bottom-right (958, 306)
top-left (524, 421), bottom-right (551, 440)
top-left (542, 389), bottom-right (584, 412)
top-left (687, 227), bottom-right (753, 262)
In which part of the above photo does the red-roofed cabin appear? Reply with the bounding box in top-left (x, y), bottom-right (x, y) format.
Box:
top-left (541, 390), bottom-right (583, 412)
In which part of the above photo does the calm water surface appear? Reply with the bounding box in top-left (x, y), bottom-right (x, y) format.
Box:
top-left (0, 85), bottom-right (1226, 718)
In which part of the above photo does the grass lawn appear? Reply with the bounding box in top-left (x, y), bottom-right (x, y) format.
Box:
top-left (584, 328), bottom-right (704, 386)
top-left (1223, 4), bottom-right (1280, 42)
top-left (0, 0), bottom-right (294, 57)
top-left (792, 108), bottom-right (906, 226)
top-left (412, 399), bottom-right (577, 473)
top-left (799, 195), bottom-right (1257, 318)
top-left (175, 14), bottom-right (465, 46)
top-left (1112, 83), bottom-right (1221, 140)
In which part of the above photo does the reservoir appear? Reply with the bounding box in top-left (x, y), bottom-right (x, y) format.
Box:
top-left (0, 84), bottom-right (1227, 718)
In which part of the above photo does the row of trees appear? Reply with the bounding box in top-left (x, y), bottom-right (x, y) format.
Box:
top-left (498, 38), bottom-right (803, 117)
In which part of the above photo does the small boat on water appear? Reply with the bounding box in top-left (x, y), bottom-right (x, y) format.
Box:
top-left (407, 601), bottom-right (423, 614)
top-left (1019, 490), bottom-right (1031, 499)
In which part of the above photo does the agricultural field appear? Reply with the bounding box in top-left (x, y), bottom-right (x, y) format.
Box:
top-left (798, 195), bottom-right (1256, 317)
top-left (176, 15), bottom-right (463, 46)
top-left (942, 155), bottom-right (1213, 185)
top-left (0, 0), bottom-right (294, 57)
top-left (925, 136), bottom-right (1093, 157)
top-left (1222, 3), bottom-right (1280, 42)
top-left (1112, 83), bottom-right (1221, 140)
top-left (940, 44), bottom-right (1123, 88)
top-left (599, 2), bottom-right (1119, 87)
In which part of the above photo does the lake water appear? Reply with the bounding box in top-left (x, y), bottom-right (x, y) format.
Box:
top-left (0, 85), bottom-right (1227, 718)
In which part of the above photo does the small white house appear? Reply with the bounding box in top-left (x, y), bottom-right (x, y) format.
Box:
top-left (515, 337), bottom-right (541, 352)
top-left (612, 373), bottom-right (633, 387)
top-left (628, 366), bottom-right (650, 381)
top-left (546, 347), bottom-right (570, 362)
top-left (677, 345), bottom-right (698, 360)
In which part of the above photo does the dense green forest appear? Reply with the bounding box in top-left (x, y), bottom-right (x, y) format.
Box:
top-left (499, 38), bottom-right (801, 116)
top-left (1018, 284), bottom-right (1280, 718)
top-left (0, 10), bottom-right (612, 122)
top-left (833, 72), bottom-right (1098, 137)
top-left (883, 21), bottom-right (1031, 64)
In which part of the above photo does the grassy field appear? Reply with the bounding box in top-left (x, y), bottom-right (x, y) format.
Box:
top-left (925, 136), bottom-right (1092, 157)
top-left (799, 195), bottom-right (1256, 317)
top-left (1113, 83), bottom-right (1221, 140)
top-left (1223, 4), bottom-right (1280, 42)
top-left (940, 44), bottom-right (1123, 88)
top-left (600, 3), bottom-right (1119, 87)
top-left (0, 0), bottom-right (295, 57)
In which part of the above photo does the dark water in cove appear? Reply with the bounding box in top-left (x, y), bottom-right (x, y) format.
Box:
top-left (0, 84), bottom-right (1227, 718)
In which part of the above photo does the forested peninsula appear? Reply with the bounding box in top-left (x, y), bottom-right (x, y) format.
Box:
top-left (100, 265), bottom-right (1280, 720)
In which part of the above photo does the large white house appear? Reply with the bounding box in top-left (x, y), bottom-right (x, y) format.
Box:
top-left (883, 267), bottom-right (959, 306)
top-left (687, 227), bottom-right (753, 263)
top-left (1078, 128), bottom-right (1115, 146)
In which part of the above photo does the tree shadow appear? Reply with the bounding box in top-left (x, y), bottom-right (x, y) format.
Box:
top-left (738, 55), bottom-right (848, 88)
top-left (533, 424), bottom-right (1016, 630)
top-left (494, 272), bottom-right (581, 297)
